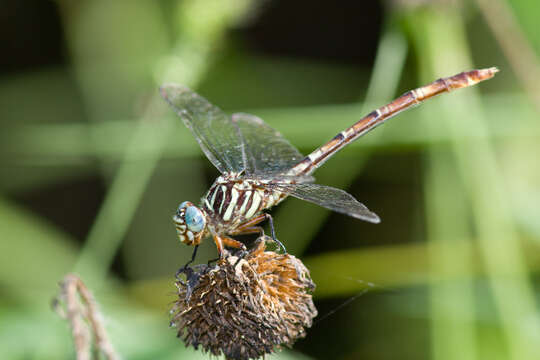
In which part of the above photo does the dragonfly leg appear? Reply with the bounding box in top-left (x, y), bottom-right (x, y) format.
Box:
top-left (264, 213), bottom-right (287, 254)
top-left (213, 235), bottom-right (224, 257)
top-left (222, 236), bottom-right (247, 250)
top-left (232, 213), bottom-right (266, 231)
top-left (214, 234), bottom-right (246, 258)
top-left (174, 265), bottom-right (201, 301)
top-left (175, 245), bottom-right (199, 278)
top-left (233, 248), bottom-right (250, 267)
top-left (232, 213), bottom-right (286, 253)
top-left (222, 236), bottom-right (248, 265)
top-left (187, 244), bottom-right (199, 265)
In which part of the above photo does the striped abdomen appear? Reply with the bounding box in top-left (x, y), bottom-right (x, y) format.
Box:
top-left (202, 178), bottom-right (284, 231)
top-left (288, 68), bottom-right (499, 176)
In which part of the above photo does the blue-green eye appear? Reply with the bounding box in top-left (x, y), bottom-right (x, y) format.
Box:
top-left (176, 201), bottom-right (190, 215)
top-left (185, 206), bottom-right (205, 233)
top-left (178, 201), bottom-right (190, 210)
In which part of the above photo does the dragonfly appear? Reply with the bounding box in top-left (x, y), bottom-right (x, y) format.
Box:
top-left (160, 67), bottom-right (498, 259)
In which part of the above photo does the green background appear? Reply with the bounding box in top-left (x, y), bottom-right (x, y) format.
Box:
top-left (1, 0), bottom-right (540, 359)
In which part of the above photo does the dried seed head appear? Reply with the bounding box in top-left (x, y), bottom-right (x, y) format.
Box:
top-left (170, 239), bottom-right (317, 360)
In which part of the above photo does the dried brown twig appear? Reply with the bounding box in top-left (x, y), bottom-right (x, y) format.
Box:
top-left (54, 274), bottom-right (120, 360)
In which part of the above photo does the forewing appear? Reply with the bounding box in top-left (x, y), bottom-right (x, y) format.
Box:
top-left (270, 182), bottom-right (380, 223)
top-left (160, 84), bottom-right (245, 174)
top-left (232, 113), bottom-right (304, 176)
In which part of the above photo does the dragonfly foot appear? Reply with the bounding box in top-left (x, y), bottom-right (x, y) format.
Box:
top-left (232, 248), bottom-right (250, 267)
top-left (272, 237), bottom-right (287, 254)
top-left (263, 214), bottom-right (287, 254)
top-left (175, 246), bottom-right (198, 283)
top-left (178, 245), bottom-right (200, 273)
top-left (175, 265), bottom-right (202, 301)
top-left (207, 257), bottom-right (219, 266)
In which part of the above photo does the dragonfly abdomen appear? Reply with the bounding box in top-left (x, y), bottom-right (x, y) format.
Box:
top-left (288, 67), bottom-right (499, 177)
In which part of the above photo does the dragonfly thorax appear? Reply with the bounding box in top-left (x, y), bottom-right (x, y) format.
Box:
top-left (202, 176), bottom-right (286, 234)
top-left (172, 201), bottom-right (208, 246)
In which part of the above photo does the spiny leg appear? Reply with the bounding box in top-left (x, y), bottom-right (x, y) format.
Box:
top-left (221, 235), bottom-right (249, 266)
top-left (175, 244), bottom-right (199, 278)
top-left (222, 236), bottom-right (247, 250)
top-left (232, 213), bottom-right (287, 253)
top-left (229, 213), bottom-right (266, 239)
top-left (213, 234), bottom-right (246, 258)
top-left (213, 234), bottom-right (224, 256)
top-left (187, 244), bottom-right (199, 265)
top-left (232, 213), bottom-right (267, 230)
top-left (263, 213), bottom-right (286, 253)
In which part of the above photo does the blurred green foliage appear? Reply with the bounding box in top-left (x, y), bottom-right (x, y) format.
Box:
top-left (1, 0), bottom-right (540, 359)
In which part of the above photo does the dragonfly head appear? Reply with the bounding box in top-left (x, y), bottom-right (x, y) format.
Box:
top-left (173, 201), bottom-right (207, 246)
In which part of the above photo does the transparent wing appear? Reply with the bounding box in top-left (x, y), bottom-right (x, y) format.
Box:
top-left (256, 174), bottom-right (316, 184)
top-left (270, 182), bottom-right (380, 223)
top-left (231, 112), bottom-right (304, 176)
top-left (160, 84), bottom-right (245, 174)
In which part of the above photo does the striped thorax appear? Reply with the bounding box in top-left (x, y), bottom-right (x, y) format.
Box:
top-left (202, 173), bottom-right (286, 234)
top-left (172, 173), bottom-right (287, 246)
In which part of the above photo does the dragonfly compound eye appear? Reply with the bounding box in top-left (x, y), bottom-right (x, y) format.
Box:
top-left (177, 201), bottom-right (190, 212)
top-left (173, 201), bottom-right (205, 245)
top-left (185, 206), bottom-right (206, 233)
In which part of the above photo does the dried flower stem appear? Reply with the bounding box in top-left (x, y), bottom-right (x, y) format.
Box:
top-left (55, 274), bottom-right (120, 360)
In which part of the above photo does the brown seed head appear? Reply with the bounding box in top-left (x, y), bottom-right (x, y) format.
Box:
top-left (170, 239), bottom-right (317, 360)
